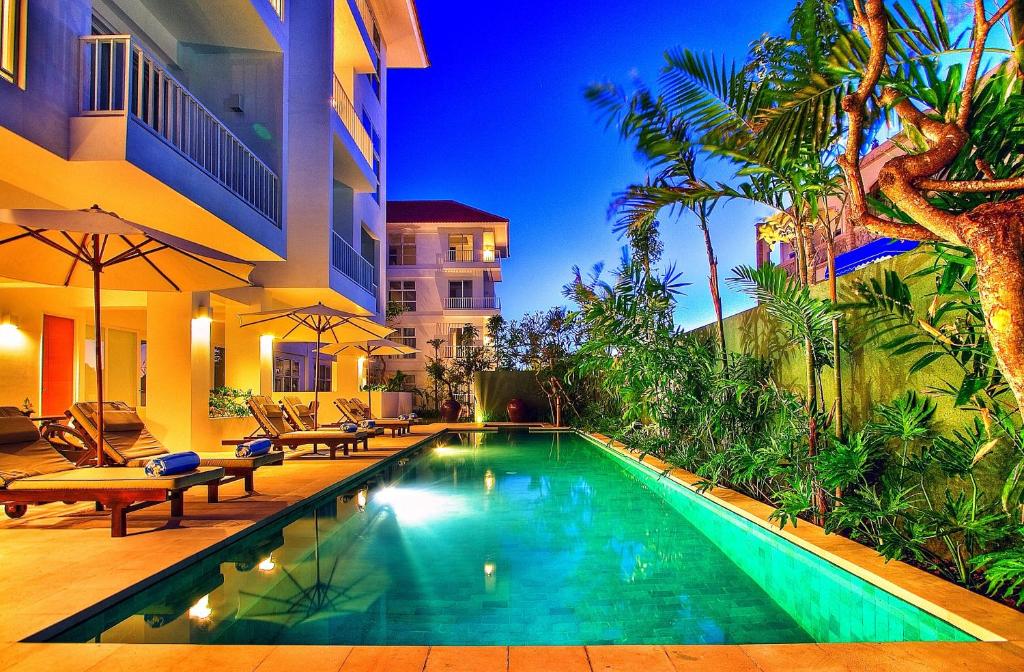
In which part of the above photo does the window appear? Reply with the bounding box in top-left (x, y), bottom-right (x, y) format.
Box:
top-left (388, 280), bottom-right (416, 312)
top-left (317, 362), bottom-right (333, 392)
top-left (388, 232), bottom-right (416, 265)
top-left (274, 355), bottom-right (301, 393)
top-left (449, 280), bottom-right (473, 299)
top-left (213, 346), bottom-right (226, 389)
top-left (1, 0), bottom-right (21, 84)
top-left (395, 327), bottom-right (416, 360)
top-left (448, 234), bottom-right (474, 262)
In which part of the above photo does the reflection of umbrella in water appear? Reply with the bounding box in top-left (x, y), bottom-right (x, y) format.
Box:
top-left (236, 508), bottom-right (391, 628)
top-left (0, 206), bottom-right (253, 464)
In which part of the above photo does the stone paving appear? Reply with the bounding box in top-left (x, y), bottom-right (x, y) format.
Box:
top-left (0, 425), bottom-right (1023, 670)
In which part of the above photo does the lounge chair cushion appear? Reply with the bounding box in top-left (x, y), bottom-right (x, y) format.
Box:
top-left (125, 451), bottom-right (283, 469)
top-left (277, 430), bottom-right (366, 443)
top-left (262, 404), bottom-right (285, 418)
top-left (5, 465), bottom-right (224, 491)
top-left (0, 417), bottom-right (75, 488)
top-left (99, 409), bottom-right (145, 432)
top-left (72, 402), bottom-right (166, 464)
top-left (0, 415), bottom-right (42, 445)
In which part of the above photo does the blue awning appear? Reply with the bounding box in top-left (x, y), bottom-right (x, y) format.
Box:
top-left (830, 238), bottom-right (920, 278)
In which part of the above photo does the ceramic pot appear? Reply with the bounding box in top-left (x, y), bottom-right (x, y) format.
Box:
top-left (506, 398), bottom-right (527, 423)
top-left (440, 398), bottom-right (462, 422)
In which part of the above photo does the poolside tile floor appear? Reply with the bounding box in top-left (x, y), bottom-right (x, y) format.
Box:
top-left (1, 425), bottom-right (1023, 670)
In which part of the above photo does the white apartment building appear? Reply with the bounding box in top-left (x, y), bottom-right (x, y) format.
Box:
top-left (383, 200), bottom-right (509, 396)
top-left (0, 0), bottom-right (427, 446)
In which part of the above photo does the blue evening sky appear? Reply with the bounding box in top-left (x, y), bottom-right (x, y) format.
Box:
top-left (388, 0), bottom-right (797, 329)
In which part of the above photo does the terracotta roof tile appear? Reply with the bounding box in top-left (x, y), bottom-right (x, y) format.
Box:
top-left (386, 200), bottom-right (507, 224)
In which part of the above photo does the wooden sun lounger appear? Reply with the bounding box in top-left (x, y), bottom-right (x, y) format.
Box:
top-left (69, 402), bottom-right (282, 502)
top-left (0, 412), bottom-right (223, 537)
top-left (243, 396), bottom-right (368, 459)
top-left (335, 398), bottom-right (411, 437)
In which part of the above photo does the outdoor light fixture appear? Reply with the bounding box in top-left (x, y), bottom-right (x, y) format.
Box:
top-left (484, 469), bottom-right (496, 492)
top-left (193, 303), bottom-right (213, 324)
top-left (0, 313), bottom-right (20, 346)
top-left (483, 561), bottom-right (496, 577)
top-left (257, 556), bottom-right (276, 573)
top-left (357, 488), bottom-right (367, 511)
top-left (188, 594), bottom-right (213, 621)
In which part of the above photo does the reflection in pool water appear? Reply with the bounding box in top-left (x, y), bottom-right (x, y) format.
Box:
top-left (51, 431), bottom-right (974, 646)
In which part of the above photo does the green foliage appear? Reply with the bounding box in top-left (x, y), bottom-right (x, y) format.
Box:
top-left (208, 387), bottom-right (253, 418)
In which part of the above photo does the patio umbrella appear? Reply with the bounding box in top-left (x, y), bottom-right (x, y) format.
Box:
top-left (318, 339), bottom-right (418, 415)
top-left (239, 304), bottom-right (393, 427)
top-left (0, 205), bottom-right (253, 466)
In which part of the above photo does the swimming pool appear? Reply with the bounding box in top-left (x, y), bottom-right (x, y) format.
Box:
top-left (50, 430), bottom-right (973, 645)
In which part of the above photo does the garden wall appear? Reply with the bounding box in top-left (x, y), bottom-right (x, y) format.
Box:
top-left (474, 370), bottom-right (550, 422)
top-left (698, 250), bottom-right (972, 433)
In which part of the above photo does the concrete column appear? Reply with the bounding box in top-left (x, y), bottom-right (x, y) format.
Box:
top-left (145, 291), bottom-right (210, 449)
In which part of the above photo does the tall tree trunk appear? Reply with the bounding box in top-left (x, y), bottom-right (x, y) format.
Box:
top-left (699, 212), bottom-right (728, 367)
top-left (962, 201), bottom-right (1024, 413)
top-left (1012, 3), bottom-right (1024, 73)
top-left (825, 234), bottom-right (844, 441)
top-left (794, 216), bottom-right (825, 524)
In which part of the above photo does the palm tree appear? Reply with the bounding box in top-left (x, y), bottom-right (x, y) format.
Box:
top-left (586, 85), bottom-right (729, 365)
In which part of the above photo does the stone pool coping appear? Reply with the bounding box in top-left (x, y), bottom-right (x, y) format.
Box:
top-left (584, 430), bottom-right (1024, 642)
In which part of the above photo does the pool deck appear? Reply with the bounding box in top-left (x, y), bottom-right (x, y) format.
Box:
top-left (1, 424), bottom-right (1023, 671)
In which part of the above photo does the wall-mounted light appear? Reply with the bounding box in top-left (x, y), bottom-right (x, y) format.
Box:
top-left (0, 314), bottom-right (24, 349)
top-left (357, 488), bottom-right (367, 511)
top-left (193, 303), bottom-right (213, 325)
top-left (483, 469), bottom-right (496, 493)
top-left (188, 594), bottom-right (213, 622)
top-left (257, 556), bottom-right (276, 573)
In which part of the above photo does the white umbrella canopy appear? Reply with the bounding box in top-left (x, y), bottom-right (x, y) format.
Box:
top-left (318, 338), bottom-right (418, 358)
top-left (318, 339), bottom-right (419, 414)
top-left (239, 304), bottom-right (394, 427)
top-left (0, 205), bottom-right (254, 465)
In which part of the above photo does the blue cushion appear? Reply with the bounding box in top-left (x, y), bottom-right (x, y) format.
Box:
top-left (144, 451), bottom-right (200, 477)
top-left (341, 422), bottom-right (358, 433)
top-left (236, 438), bottom-right (272, 458)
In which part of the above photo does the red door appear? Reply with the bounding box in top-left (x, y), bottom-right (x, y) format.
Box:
top-left (41, 315), bottom-right (75, 416)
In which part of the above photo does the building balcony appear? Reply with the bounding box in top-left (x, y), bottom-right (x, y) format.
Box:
top-left (439, 249), bottom-right (503, 279)
top-left (71, 35), bottom-right (284, 260)
top-left (444, 297), bottom-right (500, 311)
top-left (331, 74), bottom-right (376, 192)
top-left (443, 344), bottom-right (493, 359)
top-left (332, 229), bottom-right (378, 302)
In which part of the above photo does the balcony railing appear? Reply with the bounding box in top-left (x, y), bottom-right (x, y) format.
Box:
top-left (353, 0), bottom-right (380, 54)
top-left (331, 74), bottom-right (374, 165)
top-left (440, 249), bottom-right (499, 265)
top-left (332, 230), bottom-right (378, 298)
top-left (444, 297), bottom-right (499, 310)
top-left (79, 36), bottom-right (281, 226)
top-left (443, 345), bottom-right (492, 359)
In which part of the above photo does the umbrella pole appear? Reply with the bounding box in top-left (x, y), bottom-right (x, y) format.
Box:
top-left (313, 328), bottom-right (322, 430)
top-left (92, 245), bottom-right (105, 468)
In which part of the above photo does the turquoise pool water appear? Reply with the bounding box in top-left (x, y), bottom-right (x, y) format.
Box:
top-left (51, 430), bottom-right (973, 645)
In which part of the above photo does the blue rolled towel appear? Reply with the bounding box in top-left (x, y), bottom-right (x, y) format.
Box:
top-left (358, 419), bottom-right (376, 429)
top-left (341, 422), bottom-right (358, 433)
top-left (236, 438), bottom-right (272, 458)
top-left (409, 412), bottom-right (418, 419)
top-left (145, 451), bottom-right (201, 477)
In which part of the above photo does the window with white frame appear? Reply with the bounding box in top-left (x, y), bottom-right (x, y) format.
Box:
top-left (447, 234), bottom-right (474, 262)
top-left (274, 355), bottom-right (301, 393)
top-left (395, 327), bottom-right (416, 360)
top-left (388, 280), bottom-right (416, 312)
top-left (1, 0), bottom-right (22, 83)
top-left (388, 232), bottom-right (416, 266)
